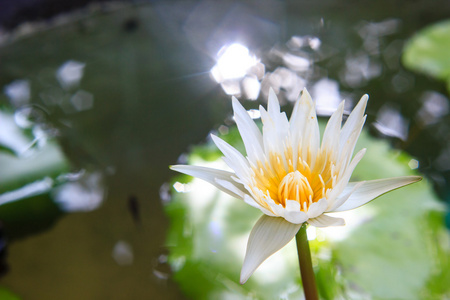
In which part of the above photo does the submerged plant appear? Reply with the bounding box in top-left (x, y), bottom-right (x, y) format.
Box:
top-left (170, 89), bottom-right (421, 297)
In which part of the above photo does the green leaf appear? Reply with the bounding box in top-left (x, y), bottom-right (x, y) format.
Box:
top-left (403, 20), bottom-right (450, 82)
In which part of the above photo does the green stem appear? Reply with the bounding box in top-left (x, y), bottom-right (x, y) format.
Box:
top-left (295, 223), bottom-right (319, 300)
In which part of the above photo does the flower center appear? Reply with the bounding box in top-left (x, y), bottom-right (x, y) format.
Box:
top-left (277, 171), bottom-right (314, 210)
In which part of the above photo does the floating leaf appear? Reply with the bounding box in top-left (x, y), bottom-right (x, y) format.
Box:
top-left (403, 20), bottom-right (450, 86)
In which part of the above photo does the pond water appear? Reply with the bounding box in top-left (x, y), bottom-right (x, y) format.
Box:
top-left (0, 1), bottom-right (449, 299)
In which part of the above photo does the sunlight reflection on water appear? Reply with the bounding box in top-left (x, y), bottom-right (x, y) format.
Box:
top-left (374, 104), bottom-right (409, 140)
top-left (212, 43), bottom-right (259, 81)
top-left (112, 240), bottom-right (134, 266)
top-left (56, 60), bottom-right (85, 89)
top-left (4, 79), bottom-right (30, 107)
top-left (52, 171), bottom-right (105, 212)
top-left (211, 43), bottom-right (263, 100)
top-left (0, 110), bottom-right (34, 156)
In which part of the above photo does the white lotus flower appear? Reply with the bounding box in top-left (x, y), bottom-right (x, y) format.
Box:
top-left (170, 88), bottom-right (421, 284)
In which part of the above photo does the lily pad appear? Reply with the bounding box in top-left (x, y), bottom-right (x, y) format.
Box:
top-left (402, 20), bottom-right (450, 91)
top-left (166, 122), bottom-right (448, 299)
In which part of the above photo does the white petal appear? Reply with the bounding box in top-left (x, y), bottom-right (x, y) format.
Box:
top-left (267, 89), bottom-right (290, 135)
top-left (285, 200), bottom-right (308, 224)
top-left (338, 94), bottom-right (368, 163)
top-left (321, 100), bottom-right (344, 156)
top-left (285, 199), bottom-right (301, 211)
top-left (290, 88), bottom-right (315, 133)
top-left (215, 178), bottom-right (247, 199)
top-left (306, 198), bottom-right (328, 219)
top-left (266, 200), bottom-right (286, 217)
top-left (260, 90), bottom-right (290, 171)
top-left (240, 215), bottom-right (301, 284)
top-left (307, 214), bottom-right (345, 227)
top-left (268, 88), bottom-right (281, 117)
top-left (326, 148), bottom-right (366, 209)
top-left (170, 165), bottom-right (247, 200)
top-left (340, 95), bottom-right (368, 146)
top-left (326, 181), bottom-right (365, 212)
top-left (232, 97), bottom-right (265, 163)
top-left (289, 88), bottom-right (318, 170)
top-left (260, 107), bottom-right (280, 154)
top-left (331, 176), bottom-right (422, 212)
top-left (211, 134), bottom-right (250, 179)
top-left (244, 194), bottom-right (276, 217)
top-left (299, 89), bottom-right (320, 168)
top-left (260, 108), bottom-right (290, 172)
top-left (337, 116), bottom-right (366, 174)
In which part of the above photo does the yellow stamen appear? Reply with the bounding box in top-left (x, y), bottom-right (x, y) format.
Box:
top-left (249, 148), bottom-right (335, 213)
top-left (277, 171), bottom-right (314, 210)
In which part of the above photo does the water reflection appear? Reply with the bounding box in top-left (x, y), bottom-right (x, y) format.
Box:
top-left (241, 76), bottom-right (261, 100)
top-left (158, 182), bottom-right (172, 204)
top-left (391, 71), bottom-right (415, 93)
top-left (14, 106), bottom-right (37, 129)
top-left (282, 52), bottom-right (310, 72)
top-left (172, 181), bottom-right (192, 193)
top-left (357, 19), bottom-right (401, 55)
top-left (261, 37), bottom-right (322, 102)
top-left (218, 125), bottom-right (229, 135)
top-left (211, 43), bottom-right (264, 99)
top-left (287, 36), bottom-right (321, 51)
top-left (0, 110), bottom-right (35, 156)
top-left (416, 91), bottom-right (449, 126)
top-left (52, 171), bottom-right (105, 212)
top-left (4, 79), bottom-right (30, 107)
top-left (262, 67), bottom-right (306, 102)
top-left (311, 78), bottom-right (342, 116)
top-left (70, 90), bottom-right (94, 112)
top-left (342, 52), bottom-right (382, 88)
top-left (152, 253), bottom-right (170, 281)
top-left (408, 159), bottom-right (419, 170)
top-left (211, 43), bottom-right (259, 81)
top-left (112, 240), bottom-right (134, 266)
top-left (56, 60), bottom-right (85, 89)
top-left (374, 104), bottom-right (409, 140)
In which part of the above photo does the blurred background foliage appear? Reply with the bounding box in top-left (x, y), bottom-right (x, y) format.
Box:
top-left (0, 0), bottom-right (449, 299)
top-left (403, 20), bottom-right (450, 93)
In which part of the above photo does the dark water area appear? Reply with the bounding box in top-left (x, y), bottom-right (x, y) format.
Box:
top-left (0, 0), bottom-right (449, 299)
